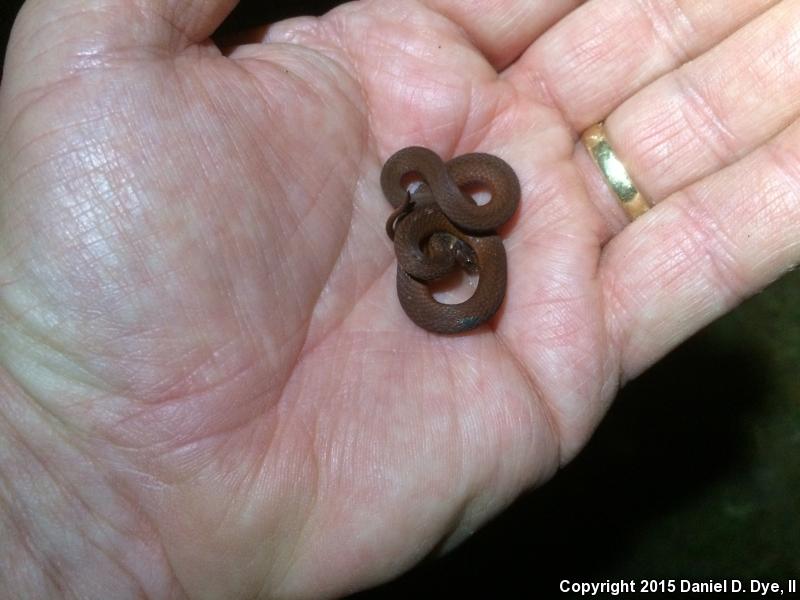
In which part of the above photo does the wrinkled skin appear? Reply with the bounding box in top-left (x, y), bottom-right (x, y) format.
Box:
top-left (1, 0), bottom-right (799, 598)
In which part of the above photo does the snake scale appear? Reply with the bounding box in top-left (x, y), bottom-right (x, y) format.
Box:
top-left (380, 146), bottom-right (520, 334)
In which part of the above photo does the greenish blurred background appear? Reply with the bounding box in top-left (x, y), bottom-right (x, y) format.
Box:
top-left (2, 1), bottom-right (797, 596)
top-left (357, 268), bottom-right (800, 596)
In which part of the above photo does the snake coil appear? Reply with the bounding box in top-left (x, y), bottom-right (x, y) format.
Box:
top-left (380, 146), bottom-right (520, 334)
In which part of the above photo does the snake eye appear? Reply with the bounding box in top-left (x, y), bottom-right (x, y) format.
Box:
top-left (450, 240), bottom-right (478, 271)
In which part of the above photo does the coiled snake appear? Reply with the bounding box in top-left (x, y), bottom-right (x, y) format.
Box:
top-left (381, 146), bottom-right (520, 334)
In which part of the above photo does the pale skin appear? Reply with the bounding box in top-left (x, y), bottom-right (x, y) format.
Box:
top-left (0, 0), bottom-right (798, 597)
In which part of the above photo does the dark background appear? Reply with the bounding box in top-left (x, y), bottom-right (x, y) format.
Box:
top-left (0, 0), bottom-right (18, 74)
top-left (2, 1), bottom-right (798, 597)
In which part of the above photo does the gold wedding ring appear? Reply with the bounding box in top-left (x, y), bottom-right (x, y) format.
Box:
top-left (582, 123), bottom-right (650, 220)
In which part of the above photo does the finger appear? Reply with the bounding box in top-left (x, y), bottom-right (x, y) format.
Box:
top-left (505, 0), bottom-right (777, 130)
top-left (601, 123), bottom-right (800, 381)
top-left (419, 0), bottom-right (583, 70)
top-left (5, 0), bottom-right (238, 77)
top-left (255, 1), bottom-right (584, 72)
top-left (592, 0), bottom-right (800, 208)
top-left (2, 0), bottom-right (239, 110)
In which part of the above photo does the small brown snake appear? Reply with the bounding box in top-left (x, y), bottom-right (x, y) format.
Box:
top-left (380, 146), bottom-right (520, 334)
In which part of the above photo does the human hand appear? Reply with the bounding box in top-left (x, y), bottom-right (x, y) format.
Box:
top-left (1, 0), bottom-right (797, 597)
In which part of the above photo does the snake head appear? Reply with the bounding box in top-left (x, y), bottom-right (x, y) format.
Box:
top-left (425, 234), bottom-right (479, 274)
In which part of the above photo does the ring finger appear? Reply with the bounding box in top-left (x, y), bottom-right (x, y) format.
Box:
top-left (577, 0), bottom-right (800, 229)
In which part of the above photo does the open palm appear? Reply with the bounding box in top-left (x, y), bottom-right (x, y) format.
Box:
top-left (2, 0), bottom-right (799, 597)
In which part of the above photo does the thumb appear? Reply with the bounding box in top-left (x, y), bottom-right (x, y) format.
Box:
top-left (3, 0), bottom-right (239, 89)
